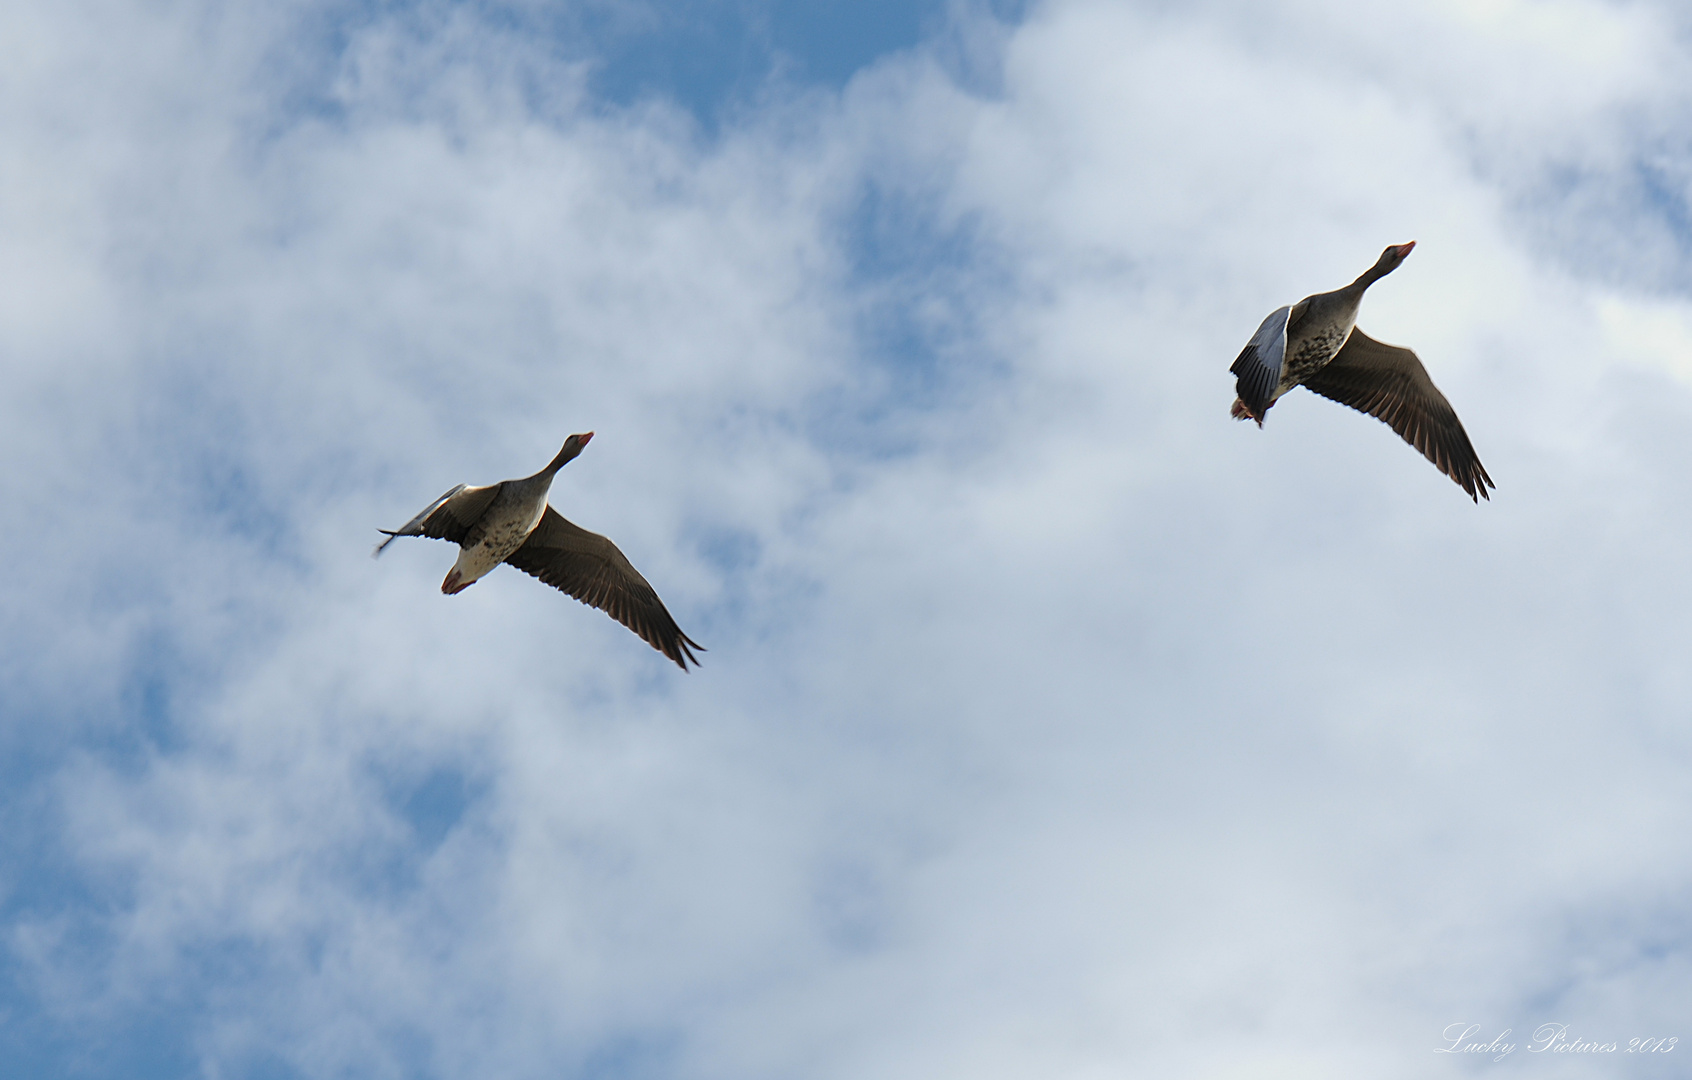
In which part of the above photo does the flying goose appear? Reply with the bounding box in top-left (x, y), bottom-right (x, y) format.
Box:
top-left (375, 433), bottom-right (704, 669)
top-left (1230, 242), bottom-right (1494, 501)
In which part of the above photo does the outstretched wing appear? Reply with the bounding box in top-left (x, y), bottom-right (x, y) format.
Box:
top-left (1302, 328), bottom-right (1495, 502)
top-left (1230, 304), bottom-right (1290, 420)
top-left (503, 507), bottom-right (704, 670)
top-left (373, 483), bottom-right (503, 555)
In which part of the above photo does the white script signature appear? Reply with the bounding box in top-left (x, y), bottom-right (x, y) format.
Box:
top-left (1436, 1023), bottom-right (1677, 1061)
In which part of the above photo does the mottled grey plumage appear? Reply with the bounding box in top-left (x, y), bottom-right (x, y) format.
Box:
top-left (1229, 242), bottom-right (1494, 502)
top-left (375, 434), bottom-right (704, 670)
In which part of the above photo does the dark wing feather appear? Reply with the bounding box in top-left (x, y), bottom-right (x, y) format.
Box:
top-left (1302, 328), bottom-right (1495, 502)
top-left (504, 507), bottom-right (704, 670)
top-left (1283, 297), bottom-right (1311, 338)
top-left (1230, 304), bottom-right (1290, 420)
top-left (374, 483), bottom-right (503, 555)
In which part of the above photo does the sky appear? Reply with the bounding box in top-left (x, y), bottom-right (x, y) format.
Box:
top-left (3, 0), bottom-right (1692, 1077)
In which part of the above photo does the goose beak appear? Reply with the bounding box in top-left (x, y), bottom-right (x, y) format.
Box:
top-left (1395, 241), bottom-right (1416, 258)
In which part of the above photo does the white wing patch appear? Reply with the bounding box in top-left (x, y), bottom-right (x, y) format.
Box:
top-left (372, 484), bottom-right (467, 556)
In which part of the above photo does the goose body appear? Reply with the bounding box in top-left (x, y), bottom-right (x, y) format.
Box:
top-left (437, 477), bottom-right (556, 595)
top-left (375, 433), bottom-right (704, 670)
top-left (1229, 242), bottom-right (1495, 502)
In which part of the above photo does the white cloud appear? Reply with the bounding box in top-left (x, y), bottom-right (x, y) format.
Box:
top-left (4, 0), bottom-right (1692, 1077)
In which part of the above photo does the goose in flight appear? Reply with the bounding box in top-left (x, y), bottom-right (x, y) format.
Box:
top-left (375, 433), bottom-right (704, 669)
top-left (1229, 242), bottom-right (1494, 501)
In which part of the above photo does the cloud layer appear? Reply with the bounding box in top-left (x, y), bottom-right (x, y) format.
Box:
top-left (4, 0), bottom-right (1692, 1077)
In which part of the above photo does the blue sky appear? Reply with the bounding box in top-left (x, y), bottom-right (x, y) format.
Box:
top-left (4, 1), bottom-right (1692, 1078)
top-left (587, 0), bottom-right (965, 109)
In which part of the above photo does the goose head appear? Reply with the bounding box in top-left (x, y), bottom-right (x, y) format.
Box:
top-left (1376, 240), bottom-right (1416, 273)
top-left (1357, 241), bottom-right (1415, 287)
top-left (543, 431), bottom-right (594, 475)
